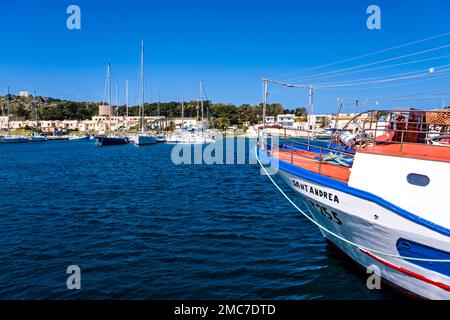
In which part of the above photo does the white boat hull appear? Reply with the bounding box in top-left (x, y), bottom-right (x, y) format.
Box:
top-left (134, 135), bottom-right (157, 145)
top-left (30, 136), bottom-right (48, 142)
top-left (278, 169), bottom-right (450, 299)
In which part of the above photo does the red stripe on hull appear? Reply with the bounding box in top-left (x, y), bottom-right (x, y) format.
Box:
top-left (360, 249), bottom-right (450, 292)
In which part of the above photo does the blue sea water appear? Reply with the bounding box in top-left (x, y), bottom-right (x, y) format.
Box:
top-left (0, 139), bottom-right (401, 299)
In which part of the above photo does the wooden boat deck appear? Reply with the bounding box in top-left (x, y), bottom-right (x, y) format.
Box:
top-left (271, 150), bottom-right (351, 183)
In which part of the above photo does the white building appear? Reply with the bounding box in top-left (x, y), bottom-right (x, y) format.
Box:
top-left (264, 116), bottom-right (275, 124)
top-left (19, 91), bottom-right (29, 97)
top-left (277, 114), bottom-right (295, 127)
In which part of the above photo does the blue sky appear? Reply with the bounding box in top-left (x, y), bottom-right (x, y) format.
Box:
top-left (1, 0), bottom-right (450, 113)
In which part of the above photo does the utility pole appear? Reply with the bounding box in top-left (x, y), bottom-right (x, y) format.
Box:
top-left (308, 85), bottom-right (314, 132)
top-left (262, 79), bottom-right (268, 130)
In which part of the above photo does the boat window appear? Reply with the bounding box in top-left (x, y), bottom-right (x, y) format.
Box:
top-left (406, 173), bottom-right (430, 187)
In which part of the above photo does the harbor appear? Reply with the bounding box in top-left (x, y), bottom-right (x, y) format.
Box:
top-left (1, 0), bottom-right (450, 307)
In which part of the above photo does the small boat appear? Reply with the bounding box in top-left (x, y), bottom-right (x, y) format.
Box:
top-left (0, 136), bottom-right (29, 143)
top-left (68, 135), bottom-right (88, 141)
top-left (257, 108), bottom-right (450, 299)
top-left (97, 136), bottom-right (128, 146)
top-left (30, 134), bottom-right (48, 142)
top-left (134, 134), bottom-right (156, 145)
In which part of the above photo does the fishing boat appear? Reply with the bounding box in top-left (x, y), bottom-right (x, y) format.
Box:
top-left (133, 39), bottom-right (157, 146)
top-left (257, 109), bottom-right (450, 299)
top-left (97, 63), bottom-right (128, 147)
top-left (1, 87), bottom-right (28, 143)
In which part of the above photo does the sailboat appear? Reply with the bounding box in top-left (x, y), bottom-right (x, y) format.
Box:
top-left (133, 39), bottom-right (156, 146)
top-left (165, 82), bottom-right (216, 144)
top-left (97, 63), bottom-right (129, 146)
top-left (29, 91), bottom-right (48, 142)
top-left (1, 86), bottom-right (29, 143)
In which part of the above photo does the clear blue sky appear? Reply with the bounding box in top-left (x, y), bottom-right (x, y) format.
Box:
top-left (1, 0), bottom-right (450, 113)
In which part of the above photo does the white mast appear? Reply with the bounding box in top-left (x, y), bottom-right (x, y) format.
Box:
top-left (107, 63), bottom-right (112, 134)
top-left (181, 89), bottom-right (184, 131)
top-left (5, 86), bottom-right (10, 134)
top-left (125, 80), bottom-right (129, 131)
top-left (140, 38), bottom-right (145, 134)
top-left (200, 81), bottom-right (204, 131)
top-left (157, 89), bottom-right (161, 133)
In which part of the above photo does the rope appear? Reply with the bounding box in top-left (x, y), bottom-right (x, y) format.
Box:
top-left (256, 149), bottom-right (450, 263)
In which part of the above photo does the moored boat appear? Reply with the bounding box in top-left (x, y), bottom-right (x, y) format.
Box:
top-left (257, 109), bottom-right (450, 299)
top-left (0, 136), bottom-right (29, 143)
top-left (30, 134), bottom-right (48, 142)
top-left (97, 136), bottom-right (128, 146)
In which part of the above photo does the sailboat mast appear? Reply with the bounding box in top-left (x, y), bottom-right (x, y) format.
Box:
top-left (107, 63), bottom-right (112, 134)
top-left (33, 90), bottom-right (38, 130)
top-left (157, 89), bottom-right (160, 133)
top-left (125, 80), bottom-right (129, 131)
top-left (200, 81), bottom-right (204, 130)
top-left (6, 86), bottom-right (10, 134)
top-left (140, 38), bottom-right (145, 134)
top-left (181, 89), bottom-right (184, 131)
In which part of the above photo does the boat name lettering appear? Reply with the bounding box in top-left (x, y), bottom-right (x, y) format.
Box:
top-left (292, 180), bottom-right (340, 204)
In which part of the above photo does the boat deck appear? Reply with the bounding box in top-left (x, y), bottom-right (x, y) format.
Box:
top-left (360, 143), bottom-right (450, 163)
top-left (271, 149), bottom-right (351, 183)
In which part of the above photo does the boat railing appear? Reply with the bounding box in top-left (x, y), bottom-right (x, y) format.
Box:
top-left (258, 130), bottom-right (355, 174)
top-left (351, 109), bottom-right (450, 151)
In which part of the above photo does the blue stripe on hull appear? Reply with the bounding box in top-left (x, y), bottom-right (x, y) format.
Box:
top-left (397, 239), bottom-right (450, 277)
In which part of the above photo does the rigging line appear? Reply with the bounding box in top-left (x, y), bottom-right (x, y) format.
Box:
top-left (315, 68), bottom-right (450, 88)
top-left (283, 43), bottom-right (450, 84)
top-left (313, 63), bottom-right (450, 87)
top-left (267, 31), bottom-right (450, 80)
top-left (316, 71), bottom-right (450, 92)
top-left (288, 53), bottom-right (450, 83)
top-left (256, 153), bottom-right (450, 262)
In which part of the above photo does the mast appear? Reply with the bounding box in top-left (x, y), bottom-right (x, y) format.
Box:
top-left (140, 38), bottom-right (145, 134)
top-left (115, 82), bottom-right (119, 107)
top-left (125, 80), bottom-right (129, 131)
top-left (33, 90), bottom-right (38, 130)
top-left (107, 63), bottom-right (112, 134)
top-left (196, 98), bottom-right (199, 123)
top-left (157, 89), bottom-right (160, 133)
top-left (6, 86), bottom-right (10, 134)
top-left (200, 81), bottom-right (204, 131)
top-left (181, 89), bottom-right (184, 131)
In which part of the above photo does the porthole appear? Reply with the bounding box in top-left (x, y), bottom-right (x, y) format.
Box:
top-left (406, 173), bottom-right (430, 187)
